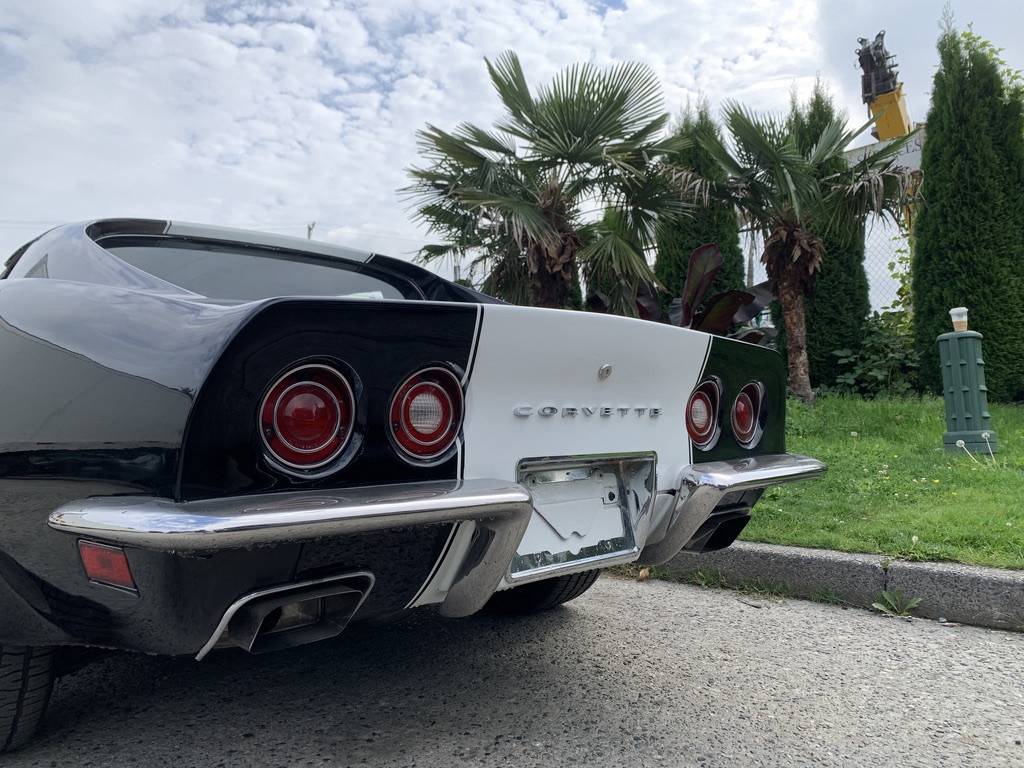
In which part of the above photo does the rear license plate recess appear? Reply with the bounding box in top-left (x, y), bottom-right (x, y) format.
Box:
top-left (509, 453), bottom-right (656, 581)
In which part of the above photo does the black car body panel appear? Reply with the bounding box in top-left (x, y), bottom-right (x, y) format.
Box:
top-left (180, 299), bottom-right (479, 500)
top-left (0, 221), bottom-right (486, 652)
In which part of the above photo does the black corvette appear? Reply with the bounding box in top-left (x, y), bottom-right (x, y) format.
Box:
top-left (0, 219), bottom-right (823, 751)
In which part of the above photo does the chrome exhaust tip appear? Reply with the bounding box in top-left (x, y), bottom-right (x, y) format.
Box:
top-left (196, 571), bottom-right (374, 660)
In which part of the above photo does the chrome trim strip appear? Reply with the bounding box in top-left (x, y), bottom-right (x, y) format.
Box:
top-left (684, 453), bottom-right (826, 493)
top-left (403, 522), bottom-right (460, 609)
top-left (511, 547), bottom-right (642, 583)
top-left (195, 570), bottom-right (375, 661)
top-left (515, 451), bottom-right (658, 472)
top-left (461, 304), bottom-right (483, 387)
top-left (49, 479), bottom-right (534, 619)
top-left (49, 479), bottom-right (528, 547)
top-left (638, 453), bottom-right (825, 565)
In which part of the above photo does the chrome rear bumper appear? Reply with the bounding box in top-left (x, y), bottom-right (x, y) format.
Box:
top-left (637, 453), bottom-right (826, 564)
top-left (48, 454), bottom-right (824, 618)
top-left (49, 479), bottom-right (534, 618)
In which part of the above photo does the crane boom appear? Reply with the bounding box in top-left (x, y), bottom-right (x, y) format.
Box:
top-left (856, 30), bottom-right (913, 140)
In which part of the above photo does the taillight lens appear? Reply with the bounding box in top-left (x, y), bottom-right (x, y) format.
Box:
top-left (686, 378), bottom-right (721, 450)
top-left (259, 363), bottom-right (354, 471)
top-left (389, 367), bottom-right (463, 462)
top-left (732, 381), bottom-right (764, 448)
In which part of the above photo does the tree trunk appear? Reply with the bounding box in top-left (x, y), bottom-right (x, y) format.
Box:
top-left (777, 272), bottom-right (815, 404)
top-left (529, 264), bottom-right (570, 308)
top-left (526, 241), bottom-right (574, 309)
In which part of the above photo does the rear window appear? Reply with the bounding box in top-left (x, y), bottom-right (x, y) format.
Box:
top-left (104, 238), bottom-right (410, 301)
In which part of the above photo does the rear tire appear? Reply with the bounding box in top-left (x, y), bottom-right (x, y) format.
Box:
top-left (485, 569), bottom-right (601, 614)
top-left (0, 646), bottom-right (55, 753)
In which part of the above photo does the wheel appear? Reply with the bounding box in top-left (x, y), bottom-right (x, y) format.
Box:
top-left (485, 569), bottom-right (601, 614)
top-left (0, 646), bottom-right (55, 753)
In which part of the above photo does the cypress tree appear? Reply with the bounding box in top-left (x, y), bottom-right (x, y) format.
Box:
top-left (655, 105), bottom-right (744, 316)
top-left (779, 83), bottom-right (872, 387)
top-left (913, 27), bottom-right (1024, 401)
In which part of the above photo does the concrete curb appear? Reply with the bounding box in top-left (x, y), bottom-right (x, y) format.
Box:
top-left (663, 541), bottom-right (1024, 632)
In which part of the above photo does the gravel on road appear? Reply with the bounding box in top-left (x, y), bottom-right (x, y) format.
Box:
top-left (7, 576), bottom-right (1024, 768)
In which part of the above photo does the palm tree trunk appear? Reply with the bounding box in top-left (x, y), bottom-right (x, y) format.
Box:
top-left (526, 241), bottom-right (574, 309)
top-left (777, 272), bottom-right (815, 404)
top-left (529, 266), bottom-right (570, 308)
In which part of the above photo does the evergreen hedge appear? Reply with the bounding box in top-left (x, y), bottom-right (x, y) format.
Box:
top-left (654, 106), bottom-right (744, 315)
top-left (913, 28), bottom-right (1024, 401)
top-left (804, 230), bottom-right (870, 386)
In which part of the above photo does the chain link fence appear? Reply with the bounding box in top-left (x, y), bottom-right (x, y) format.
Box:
top-left (741, 215), bottom-right (908, 317)
top-left (863, 215), bottom-right (907, 311)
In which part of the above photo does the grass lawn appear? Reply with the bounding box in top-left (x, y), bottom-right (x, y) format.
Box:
top-left (743, 396), bottom-right (1024, 569)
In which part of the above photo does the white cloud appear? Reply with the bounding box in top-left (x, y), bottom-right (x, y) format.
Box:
top-left (2, 0), bottom-right (1019, 275)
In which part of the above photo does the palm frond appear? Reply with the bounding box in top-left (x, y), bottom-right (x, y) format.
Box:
top-left (832, 165), bottom-right (918, 222)
top-left (457, 189), bottom-right (560, 248)
top-left (578, 208), bottom-right (658, 316)
top-left (806, 117), bottom-right (848, 167)
top-left (663, 165), bottom-right (719, 209)
top-left (486, 51), bottom-right (534, 123)
top-left (452, 122), bottom-right (519, 156)
top-left (694, 122), bottom-right (747, 180)
top-left (723, 102), bottom-right (798, 169)
top-left (404, 50), bottom-right (682, 313)
top-left (415, 124), bottom-right (489, 166)
top-left (480, 250), bottom-right (532, 305)
top-left (418, 242), bottom-right (463, 263)
top-left (847, 127), bottom-right (921, 173)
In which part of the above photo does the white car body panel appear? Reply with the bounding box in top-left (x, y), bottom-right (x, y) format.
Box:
top-left (461, 303), bottom-right (712, 492)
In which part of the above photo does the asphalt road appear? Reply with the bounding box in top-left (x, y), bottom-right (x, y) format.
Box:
top-left (7, 576), bottom-right (1024, 768)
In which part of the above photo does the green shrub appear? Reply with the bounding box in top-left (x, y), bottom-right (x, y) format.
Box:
top-left (830, 311), bottom-right (920, 397)
top-left (912, 27), bottom-right (1024, 401)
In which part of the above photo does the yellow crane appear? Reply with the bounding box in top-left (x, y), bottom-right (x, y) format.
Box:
top-left (856, 31), bottom-right (913, 140)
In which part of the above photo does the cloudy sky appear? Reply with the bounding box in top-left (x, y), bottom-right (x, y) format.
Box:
top-left (1, 0), bottom-right (1022, 271)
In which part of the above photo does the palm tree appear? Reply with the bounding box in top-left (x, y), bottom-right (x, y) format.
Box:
top-left (405, 51), bottom-right (687, 315)
top-left (677, 102), bottom-right (918, 403)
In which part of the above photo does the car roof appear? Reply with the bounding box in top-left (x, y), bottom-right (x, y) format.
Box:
top-left (4, 218), bottom-right (502, 306)
top-left (163, 220), bottom-right (373, 264)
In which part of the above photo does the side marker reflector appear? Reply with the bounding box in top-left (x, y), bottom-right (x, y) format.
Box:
top-left (79, 540), bottom-right (137, 592)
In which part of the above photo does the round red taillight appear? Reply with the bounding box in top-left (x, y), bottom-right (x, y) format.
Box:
top-left (259, 364), bottom-right (354, 470)
top-left (389, 367), bottom-right (463, 462)
top-left (686, 379), bottom-right (721, 450)
top-left (732, 382), bottom-right (764, 448)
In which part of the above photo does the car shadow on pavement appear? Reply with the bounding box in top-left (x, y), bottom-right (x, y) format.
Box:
top-left (21, 603), bottom-right (630, 764)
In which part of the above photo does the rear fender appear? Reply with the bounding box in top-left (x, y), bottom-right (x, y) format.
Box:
top-left (0, 279), bottom-right (258, 496)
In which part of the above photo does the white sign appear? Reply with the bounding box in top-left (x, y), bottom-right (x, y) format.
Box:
top-left (844, 125), bottom-right (926, 172)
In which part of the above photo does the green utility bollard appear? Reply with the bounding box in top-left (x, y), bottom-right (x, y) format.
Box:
top-left (938, 307), bottom-right (997, 454)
